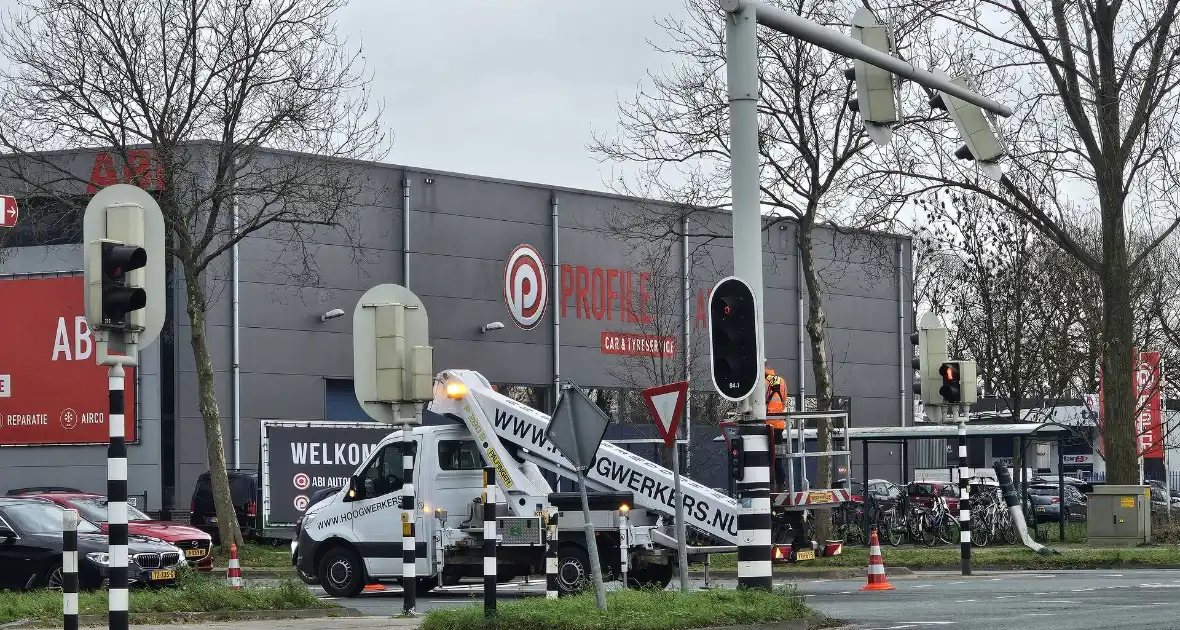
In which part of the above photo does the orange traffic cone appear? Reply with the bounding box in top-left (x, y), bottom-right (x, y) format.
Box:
top-left (859, 528), bottom-right (894, 591)
top-left (226, 543), bottom-right (243, 590)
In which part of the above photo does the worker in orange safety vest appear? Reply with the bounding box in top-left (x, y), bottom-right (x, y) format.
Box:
top-left (765, 364), bottom-right (789, 489)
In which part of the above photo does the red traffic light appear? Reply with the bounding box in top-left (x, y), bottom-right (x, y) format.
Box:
top-left (939, 364), bottom-right (956, 380)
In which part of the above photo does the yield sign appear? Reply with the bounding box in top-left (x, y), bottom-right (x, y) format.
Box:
top-left (642, 381), bottom-right (689, 448)
top-left (0, 196), bottom-right (16, 228)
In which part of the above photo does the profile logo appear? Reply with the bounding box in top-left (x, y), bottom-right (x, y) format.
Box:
top-left (504, 244), bottom-right (548, 330)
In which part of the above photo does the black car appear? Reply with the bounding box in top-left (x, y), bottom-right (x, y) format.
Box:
top-left (189, 469), bottom-right (260, 542)
top-left (0, 497), bottom-right (184, 590)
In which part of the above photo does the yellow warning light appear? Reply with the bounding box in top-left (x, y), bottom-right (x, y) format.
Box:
top-left (445, 381), bottom-right (469, 399)
top-left (619, 504), bottom-right (630, 513)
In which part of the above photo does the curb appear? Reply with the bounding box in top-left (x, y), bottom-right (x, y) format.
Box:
top-left (13, 607), bottom-right (359, 629)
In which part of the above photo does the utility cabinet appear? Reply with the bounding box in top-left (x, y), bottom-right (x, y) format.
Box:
top-left (1086, 484), bottom-right (1151, 546)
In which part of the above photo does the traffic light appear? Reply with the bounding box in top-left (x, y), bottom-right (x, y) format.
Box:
top-left (844, 6), bottom-right (900, 147)
top-left (730, 432), bottom-right (745, 482)
top-left (938, 362), bottom-right (961, 404)
top-left (708, 277), bottom-right (760, 401)
top-left (87, 239), bottom-right (147, 330)
top-left (912, 313), bottom-right (948, 407)
top-left (929, 73), bottom-right (1006, 181)
top-left (938, 360), bottom-right (979, 406)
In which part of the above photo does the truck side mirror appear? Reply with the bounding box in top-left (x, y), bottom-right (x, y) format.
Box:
top-left (346, 475), bottom-right (363, 502)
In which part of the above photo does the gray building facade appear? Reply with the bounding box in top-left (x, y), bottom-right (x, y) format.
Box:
top-left (0, 146), bottom-right (914, 516)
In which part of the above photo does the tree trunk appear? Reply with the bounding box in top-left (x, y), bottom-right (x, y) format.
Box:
top-left (183, 263), bottom-right (245, 549)
top-left (799, 224), bottom-right (833, 543)
top-left (1100, 213), bottom-right (1138, 485)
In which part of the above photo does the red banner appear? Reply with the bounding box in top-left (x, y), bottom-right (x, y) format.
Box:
top-left (0, 276), bottom-right (137, 446)
top-left (600, 332), bottom-right (677, 358)
top-left (1136, 350), bottom-right (1163, 459)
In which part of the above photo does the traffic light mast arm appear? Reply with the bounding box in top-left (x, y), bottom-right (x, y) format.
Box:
top-left (719, 0), bottom-right (1013, 117)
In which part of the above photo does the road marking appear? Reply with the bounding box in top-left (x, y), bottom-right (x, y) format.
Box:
top-left (1071, 588), bottom-right (1097, 592)
top-left (947, 581), bottom-right (966, 585)
top-left (995, 595), bottom-right (1017, 599)
top-left (913, 584), bottom-right (933, 589)
top-left (1032, 600), bottom-right (1077, 604)
top-left (1103, 574), bottom-right (1123, 578)
top-left (954, 600), bottom-right (976, 603)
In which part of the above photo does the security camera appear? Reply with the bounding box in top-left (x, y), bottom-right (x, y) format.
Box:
top-left (481, 321), bottom-right (505, 333)
top-left (320, 308), bottom-right (345, 322)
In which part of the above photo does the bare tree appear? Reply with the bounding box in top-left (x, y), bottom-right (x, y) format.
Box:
top-left (874, 0), bottom-right (1180, 485)
top-left (590, 0), bottom-right (924, 539)
top-left (0, 0), bottom-right (390, 546)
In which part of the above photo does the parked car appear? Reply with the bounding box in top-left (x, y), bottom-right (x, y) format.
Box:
top-left (0, 497), bottom-right (184, 591)
top-left (32, 493), bottom-right (213, 571)
top-left (6, 487), bottom-right (82, 496)
top-left (906, 481), bottom-right (960, 512)
top-left (189, 469), bottom-right (260, 542)
top-left (1027, 483), bottom-right (1087, 523)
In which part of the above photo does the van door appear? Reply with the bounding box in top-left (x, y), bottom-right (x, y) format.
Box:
top-left (348, 440), bottom-right (407, 578)
top-left (432, 438), bottom-right (485, 527)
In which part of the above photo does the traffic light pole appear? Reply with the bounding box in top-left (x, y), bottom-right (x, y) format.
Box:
top-left (98, 334), bottom-right (138, 630)
top-left (725, 5), bottom-right (773, 593)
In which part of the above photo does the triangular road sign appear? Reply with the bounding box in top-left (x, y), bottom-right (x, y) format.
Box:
top-left (642, 381), bottom-right (689, 448)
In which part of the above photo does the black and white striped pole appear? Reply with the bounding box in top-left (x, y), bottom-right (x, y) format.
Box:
top-left (545, 510), bottom-right (559, 599)
top-left (108, 362), bottom-right (130, 630)
top-left (63, 508), bottom-right (80, 630)
top-left (401, 430), bottom-right (417, 616)
top-left (957, 419), bottom-right (972, 575)
top-left (737, 422), bottom-right (773, 590)
top-left (483, 467), bottom-right (498, 616)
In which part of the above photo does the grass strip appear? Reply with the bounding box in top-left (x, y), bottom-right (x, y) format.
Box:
top-left (695, 544), bottom-right (1180, 572)
top-left (212, 543), bottom-right (294, 568)
top-left (420, 586), bottom-right (817, 630)
top-left (0, 570), bottom-right (334, 625)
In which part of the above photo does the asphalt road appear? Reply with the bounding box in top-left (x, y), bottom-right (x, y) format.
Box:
top-left (307, 569), bottom-right (1180, 628)
top-left (796, 569), bottom-right (1180, 630)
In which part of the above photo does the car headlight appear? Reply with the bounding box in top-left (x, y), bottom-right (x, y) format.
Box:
top-left (86, 552), bottom-right (110, 566)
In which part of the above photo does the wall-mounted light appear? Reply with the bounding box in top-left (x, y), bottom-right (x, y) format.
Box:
top-left (321, 308), bottom-right (345, 322)
top-left (481, 321), bottom-right (505, 333)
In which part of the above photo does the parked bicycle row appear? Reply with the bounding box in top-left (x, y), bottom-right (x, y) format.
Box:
top-left (832, 479), bottom-right (1036, 548)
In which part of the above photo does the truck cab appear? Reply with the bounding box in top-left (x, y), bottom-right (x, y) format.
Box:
top-left (295, 425), bottom-right (523, 597)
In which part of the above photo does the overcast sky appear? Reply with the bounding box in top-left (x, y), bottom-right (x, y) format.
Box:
top-left (336, 0), bottom-right (687, 193)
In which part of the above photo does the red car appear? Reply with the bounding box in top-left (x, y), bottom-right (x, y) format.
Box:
top-left (33, 493), bottom-right (214, 571)
top-left (906, 481), bottom-right (960, 512)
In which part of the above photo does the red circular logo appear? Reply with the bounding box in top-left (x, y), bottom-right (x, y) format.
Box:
top-left (293, 473), bottom-right (310, 490)
top-left (504, 244), bottom-right (548, 330)
top-left (294, 495), bottom-right (309, 511)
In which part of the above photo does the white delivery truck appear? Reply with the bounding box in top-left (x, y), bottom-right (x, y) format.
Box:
top-left (293, 369), bottom-right (850, 597)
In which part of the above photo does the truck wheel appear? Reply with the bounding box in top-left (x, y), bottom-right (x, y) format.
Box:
top-left (319, 547), bottom-right (365, 598)
top-left (557, 544), bottom-right (591, 596)
top-left (627, 562), bottom-right (673, 590)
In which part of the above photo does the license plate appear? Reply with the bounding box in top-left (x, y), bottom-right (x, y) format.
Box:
top-left (795, 550), bottom-right (815, 561)
top-left (1035, 506), bottom-right (1046, 512)
top-left (150, 570), bottom-right (176, 581)
top-left (185, 548), bottom-right (206, 558)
